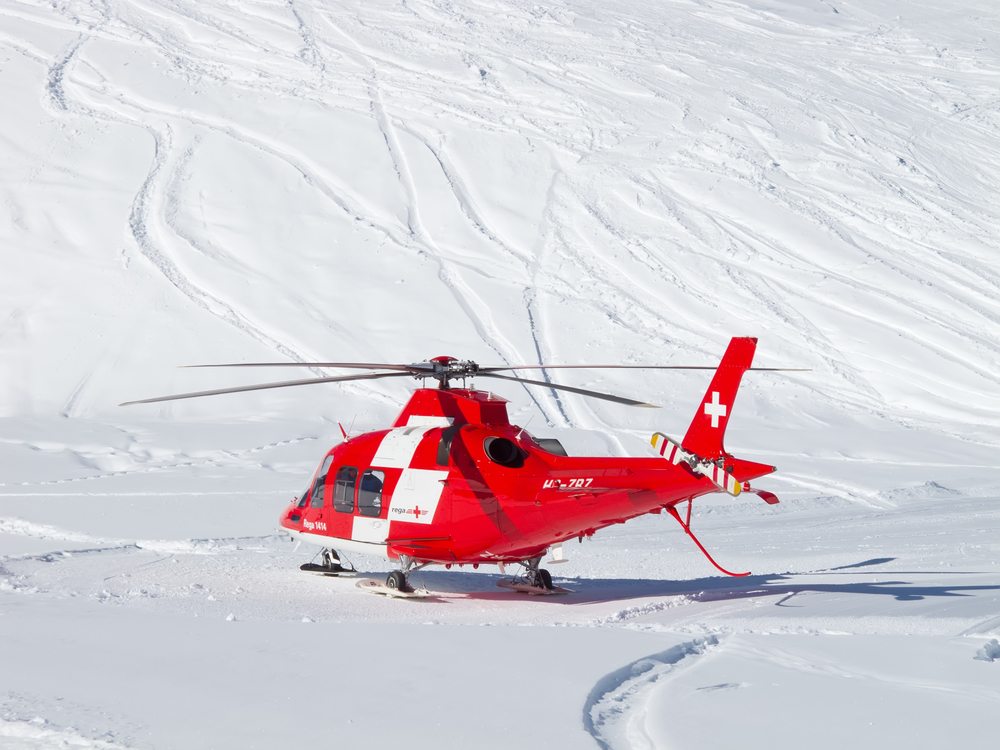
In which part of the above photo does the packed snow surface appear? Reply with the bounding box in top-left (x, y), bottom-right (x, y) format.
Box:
top-left (2, 0), bottom-right (999, 748)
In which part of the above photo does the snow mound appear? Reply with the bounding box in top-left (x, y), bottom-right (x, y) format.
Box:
top-left (878, 481), bottom-right (961, 503)
top-left (974, 639), bottom-right (1000, 663)
top-left (0, 719), bottom-right (131, 750)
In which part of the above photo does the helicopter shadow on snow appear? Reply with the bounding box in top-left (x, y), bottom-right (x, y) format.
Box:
top-left (412, 557), bottom-right (1000, 606)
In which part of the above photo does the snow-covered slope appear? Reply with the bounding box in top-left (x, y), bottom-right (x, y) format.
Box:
top-left (3, 0), bottom-right (999, 431)
top-left (2, 1), bottom-right (999, 748)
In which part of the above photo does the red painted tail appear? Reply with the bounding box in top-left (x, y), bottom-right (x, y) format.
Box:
top-left (681, 337), bottom-right (757, 461)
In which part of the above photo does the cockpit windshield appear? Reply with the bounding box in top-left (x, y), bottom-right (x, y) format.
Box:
top-left (300, 455), bottom-right (334, 508)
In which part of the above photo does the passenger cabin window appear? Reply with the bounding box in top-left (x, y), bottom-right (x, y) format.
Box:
top-left (333, 466), bottom-right (358, 513)
top-left (310, 456), bottom-right (334, 508)
top-left (358, 470), bottom-right (385, 517)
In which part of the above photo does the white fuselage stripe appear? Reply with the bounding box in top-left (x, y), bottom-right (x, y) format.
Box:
top-left (387, 468), bottom-right (448, 524)
top-left (285, 528), bottom-right (388, 558)
top-left (405, 415), bottom-right (454, 427)
top-left (372, 425), bottom-right (434, 468)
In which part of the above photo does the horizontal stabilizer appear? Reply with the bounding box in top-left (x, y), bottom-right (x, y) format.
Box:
top-left (725, 457), bottom-right (776, 482)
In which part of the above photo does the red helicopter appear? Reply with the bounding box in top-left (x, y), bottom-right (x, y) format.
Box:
top-left (123, 337), bottom-right (795, 596)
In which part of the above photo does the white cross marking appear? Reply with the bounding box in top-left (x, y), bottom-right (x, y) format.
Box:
top-left (704, 391), bottom-right (727, 428)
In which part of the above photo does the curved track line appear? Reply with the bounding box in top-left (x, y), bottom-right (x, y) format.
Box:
top-left (322, 15), bottom-right (569, 425)
top-left (583, 636), bottom-right (719, 750)
top-left (63, 72), bottom-right (397, 406)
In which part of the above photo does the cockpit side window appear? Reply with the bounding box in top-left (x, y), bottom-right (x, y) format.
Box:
top-left (310, 456), bottom-right (334, 508)
top-left (357, 470), bottom-right (385, 517)
top-left (333, 466), bottom-right (358, 513)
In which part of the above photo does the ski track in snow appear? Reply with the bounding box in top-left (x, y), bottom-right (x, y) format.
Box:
top-left (33, 3), bottom-right (338, 406)
top-left (31, 1), bottom-right (411, 409)
top-left (583, 636), bottom-right (719, 750)
top-left (6, 0), bottom-right (999, 430)
top-left (321, 13), bottom-right (572, 423)
top-left (0, 435), bottom-right (316, 488)
top-left (0, 516), bottom-right (279, 577)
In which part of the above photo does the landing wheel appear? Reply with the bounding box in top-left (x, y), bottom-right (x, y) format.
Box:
top-left (521, 555), bottom-right (553, 590)
top-left (386, 571), bottom-right (409, 592)
top-left (537, 568), bottom-right (554, 590)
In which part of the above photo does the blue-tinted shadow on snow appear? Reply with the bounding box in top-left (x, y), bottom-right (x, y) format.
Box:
top-left (408, 558), bottom-right (1000, 605)
top-left (826, 556), bottom-right (896, 570)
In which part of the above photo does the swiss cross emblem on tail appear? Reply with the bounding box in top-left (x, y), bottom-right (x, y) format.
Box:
top-left (704, 391), bottom-right (727, 428)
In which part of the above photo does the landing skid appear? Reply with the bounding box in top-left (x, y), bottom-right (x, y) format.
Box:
top-left (496, 557), bottom-right (569, 595)
top-left (496, 579), bottom-right (571, 596)
top-left (299, 562), bottom-right (357, 577)
top-left (300, 548), bottom-right (356, 577)
top-left (356, 579), bottom-right (434, 599)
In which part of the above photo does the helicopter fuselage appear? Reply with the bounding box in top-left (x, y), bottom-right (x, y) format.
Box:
top-left (279, 387), bottom-right (764, 565)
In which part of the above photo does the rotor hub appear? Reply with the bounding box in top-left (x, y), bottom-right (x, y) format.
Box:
top-left (412, 357), bottom-right (481, 388)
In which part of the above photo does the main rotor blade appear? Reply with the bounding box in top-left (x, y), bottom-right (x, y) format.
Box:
top-left (120, 371), bottom-right (413, 406)
top-left (479, 365), bottom-right (810, 372)
top-left (181, 362), bottom-right (416, 371)
top-left (479, 373), bottom-right (658, 408)
top-left (182, 361), bottom-right (809, 373)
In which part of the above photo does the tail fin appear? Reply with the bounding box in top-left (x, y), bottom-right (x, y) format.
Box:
top-left (681, 337), bottom-right (757, 460)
